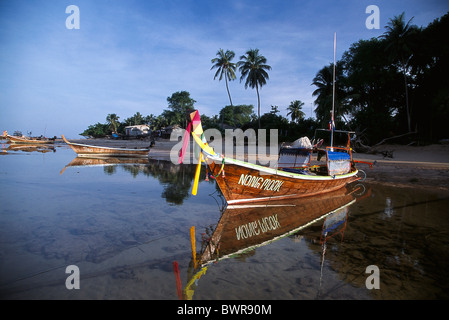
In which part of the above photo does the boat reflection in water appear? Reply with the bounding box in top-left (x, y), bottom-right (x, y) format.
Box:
top-left (2, 144), bottom-right (56, 154)
top-left (178, 183), bottom-right (369, 300)
top-left (59, 156), bottom-right (150, 174)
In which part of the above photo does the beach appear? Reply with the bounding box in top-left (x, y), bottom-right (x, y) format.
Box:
top-left (66, 137), bottom-right (449, 192)
top-left (352, 144), bottom-right (449, 191)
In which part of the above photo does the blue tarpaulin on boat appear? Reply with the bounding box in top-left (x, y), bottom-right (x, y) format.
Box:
top-left (327, 150), bottom-right (351, 175)
top-left (327, 151), bottom-right (350, 161)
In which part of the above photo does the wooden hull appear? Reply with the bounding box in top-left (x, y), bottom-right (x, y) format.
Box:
top-left (199, 185), bottom-right (358, 266)
top-left (62, 135), bottom-right (149, 158)
top-left (6, 135), bottom-right (54, 144)
top-left (206, 157), bottom-right (359, 204)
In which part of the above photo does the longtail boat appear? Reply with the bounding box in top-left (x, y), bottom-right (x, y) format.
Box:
top-left (4, 134), bottom-right (55, 144)
top-left (62, 135), bottom-right (150, 158)
top-left (178, 110), bottom-right (362, 204)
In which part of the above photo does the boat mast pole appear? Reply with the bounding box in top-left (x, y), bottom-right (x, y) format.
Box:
top-left (331, 32), bottom-right (336, 149)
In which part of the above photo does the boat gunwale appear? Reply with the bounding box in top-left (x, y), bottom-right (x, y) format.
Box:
top-left (75, 153), bottom-right (149, 158)
top-left (208, 155), bottom-right (359, 181)
top-left (225, 181), bottom-right (359, 204)
top-left (62, 135), bottom-right (150, 152)
top-left (67, 141), bottom-right (150, 152)
top-left (6, 134), bottom-right (54, 144)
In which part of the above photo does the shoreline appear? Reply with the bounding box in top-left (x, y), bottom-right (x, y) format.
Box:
top-left (64, 137), bottom-right (449, 192)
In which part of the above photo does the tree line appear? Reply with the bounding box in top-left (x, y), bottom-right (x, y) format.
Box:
top-left (315, 12), bottom-right (449, 145)
top-left (82, 12), bottom-right (448, 145)
top-left (80, 90), bottom-right (314, 142)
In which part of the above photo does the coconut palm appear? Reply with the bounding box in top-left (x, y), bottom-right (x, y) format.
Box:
top-left (106, 113), bottom-right (119, 133)
top-left (211, 49), bottom-right (237, 107)
top-left (379, 12), bottom-right (418, 132)
top-left (311, 62), bottom-right (346, 127)
top-left (287, 100), bottom-right (305, 123)
top-left (312, 64), bottom-right (336, 126)
top-left (238, 49), bottom-right (271, 129)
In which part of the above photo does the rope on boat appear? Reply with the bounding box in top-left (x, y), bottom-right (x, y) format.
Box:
top-left (212, 157), bottom-right (225, 179)
top-left (357, 169), bottom-right (367, 181)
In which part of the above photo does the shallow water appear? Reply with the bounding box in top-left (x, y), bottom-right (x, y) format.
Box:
top-left (0, 143), bottom-right (448, 299)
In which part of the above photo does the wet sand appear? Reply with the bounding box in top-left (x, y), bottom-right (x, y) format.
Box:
top-left (353, 143), bottom-right (449, 191)
top-left (65, 137), bottom-right (449, 192)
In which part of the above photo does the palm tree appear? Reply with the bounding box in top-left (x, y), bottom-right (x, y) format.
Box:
top-left (211, 49), bottom-right (237, 106)
top-left (311, 62), bottom-right (346, 127)
top-left (312, 64), bottom-right (335, 126)
top-left (380, 12), bottom-right (417, 132)
top-left (287, 100), bottom-right (305, 123)
top-left (238, 49), bottom-right (271, 129)
top-left (106, 113), bottom-right (119, 133)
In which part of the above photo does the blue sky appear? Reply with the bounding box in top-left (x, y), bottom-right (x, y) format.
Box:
top-left (1, 0), bottom-right (448, 138)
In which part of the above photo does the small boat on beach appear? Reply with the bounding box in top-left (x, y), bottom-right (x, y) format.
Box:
top-left (4, 134), bottom-right (55, 144)
top-left (178, 110), bottom-right (363, 205)
top-left (61, 135), bottom-right (150, 158)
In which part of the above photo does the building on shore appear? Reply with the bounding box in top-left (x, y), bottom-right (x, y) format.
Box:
top-left (124, 125), bottom-right (150, 138)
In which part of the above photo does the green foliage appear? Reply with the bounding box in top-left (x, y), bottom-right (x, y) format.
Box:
top-left (312, 11), bottom-right (449, 144)
top-left (199, 114), bottom-right (220, 130)
top-left (312, 61), bottom-right (347, 128)
top-left (123, 112), bottom-right (148, 126)
top-left (342, 38), bottom-right (402, 139)
top-left (287, 100), bottom-right (306, 124)
top-left (106, 113), bottom-right (119, 133)
top-left (211, 49), bottom-right (237, 106)
top-left (165, 91), bottom-right (196, 128)
top-left (80, 122), bottom-right (110, 138)
top-left (81, 91), bottom-right (197, 136)
top-left (239, 107), bottom-right (318, 143)
top-left (238, 49), bottom-right (272, 128)
top-left (219, 105), bottom-right (255, 128)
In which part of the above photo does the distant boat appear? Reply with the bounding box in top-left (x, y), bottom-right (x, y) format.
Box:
top-left (5, 134), bottom-right (55, 144)
top-left (61, 135), bottom-right (150, 158)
